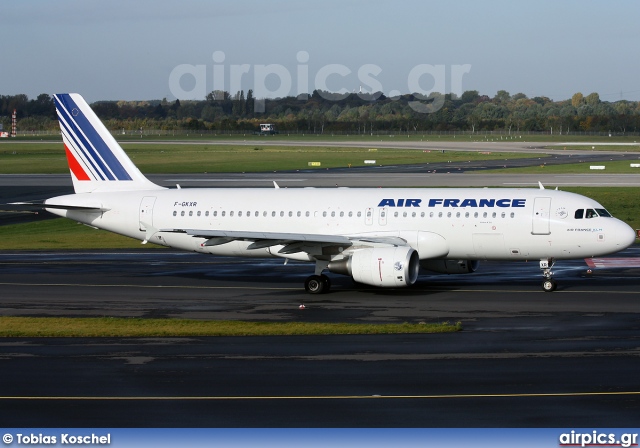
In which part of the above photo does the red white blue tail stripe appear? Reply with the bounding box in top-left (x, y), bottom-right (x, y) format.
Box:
top-left (53, 93), bottom-right (163, 193)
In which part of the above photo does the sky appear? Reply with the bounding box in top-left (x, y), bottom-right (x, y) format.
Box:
top-left (1, 0), bottom-right (639, 103)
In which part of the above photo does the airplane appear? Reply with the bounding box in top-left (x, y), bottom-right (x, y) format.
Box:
top-left (19, 93), bottom-right (639, 294)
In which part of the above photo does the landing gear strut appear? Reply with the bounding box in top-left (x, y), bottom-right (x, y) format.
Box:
top-left (540, 258), bottom-right (557, 292)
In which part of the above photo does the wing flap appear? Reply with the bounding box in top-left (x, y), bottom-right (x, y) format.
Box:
top-left (162, 228), bottom-right (353, 246)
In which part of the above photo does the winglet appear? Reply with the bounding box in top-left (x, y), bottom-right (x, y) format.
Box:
top-left (538, 181), bottom-right (545, 190)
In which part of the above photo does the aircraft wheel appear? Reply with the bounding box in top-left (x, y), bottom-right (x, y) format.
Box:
top-left (542, 279), bottom-right (557, 292)
top-left (305, 275), bottom-right (326, 294)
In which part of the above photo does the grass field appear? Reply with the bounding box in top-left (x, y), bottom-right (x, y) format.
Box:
top-left (0, 218), bottom-right (147, 249)
top-left (0, 317), bottom-right (461, 337)
top-left (0, 142), bottom-right (547, 174)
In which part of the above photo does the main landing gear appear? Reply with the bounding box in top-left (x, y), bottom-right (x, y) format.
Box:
top-left (304, 274), bottom-right (331, 294)
top-left (540, 258), bottom-right (557, 292)
top-left (304, 261), bottom-right (332, 295)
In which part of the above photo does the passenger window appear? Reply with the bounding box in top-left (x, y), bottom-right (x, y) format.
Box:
top-left (238, 211), bottom-right (242, 217)
top-left (272, 211), bottom-right (276, 217)
top-left (447, 212), bottom-right (452, 218)
top-left (205, 211), bottom-right (209, 217)
top-left (280, 211), bottom-right (285, 217)
top-left (510, 212), bottom-right (515, 218)
top-left (403, 212), bottom-right (407, 218)
top-left (213, 211), bottom-right (217, 217)
top-left (492, 212), bottom-right (496, 218)
top-left (483, 212), bottom-right (487, 218)
top-left (412, 212), bottom-right (416, 218)
top-left (289, 211), bottom-right (293, 217)
top-left (474, 212), bottom-right (478, 218)
top-left (358, 211), bottom-right (362, 218)
top-left (465, 212), bottom-right (469, 218)
top-left (323, 211), bottom-right (327, 217)
top-left (438, 212), bottom-right (443, 218)
top-left (181, 211), bottom-right (185, 216)
top-left (348, 211), bottom-right (353, 217)
top-left (221, 211), bottom-right (225, 217)
top-left (575, 209), bottom-right (584, 219)
top-left (340, 211), bottom-right (344, 217)
top-left (173, 211), bottom-right (177, 216)
top-left (421, 212), bottom-right (425, 218)
top-left (394, 212), bottom-right (399, 218)
top-left (429, 212), bottom-right (434, 218)
top-left (230, 211), bottom-right (234, 217)
top-left (189, 211), bottom-right (193, 217)
top-left (197, 211), bottom-right (201, 217)
top-left (255, 211), bottom-right (259, 217)
top-left (331, 211), bottom-right (335, 217)
top-left (501, 212), bottom-right (505, 218)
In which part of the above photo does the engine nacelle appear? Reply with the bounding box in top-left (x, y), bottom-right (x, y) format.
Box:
top-left (328, 246), bottom-right (420, 287)
top-left (420, 259), bottom-right (479, 274)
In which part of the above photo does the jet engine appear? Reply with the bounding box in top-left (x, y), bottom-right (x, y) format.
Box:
top-left (328, 246), bottom-right (420, 287)
top-left (420, 259), bottom-right (479, 274)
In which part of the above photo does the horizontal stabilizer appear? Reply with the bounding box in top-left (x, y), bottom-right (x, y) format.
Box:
top-left (2, 202), bottom-right (108, 212)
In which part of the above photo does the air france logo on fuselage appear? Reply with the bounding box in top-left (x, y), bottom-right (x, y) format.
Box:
top-left (377, 198), bottom-right (526, 207)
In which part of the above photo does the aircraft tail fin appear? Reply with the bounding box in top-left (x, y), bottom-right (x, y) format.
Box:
top-left (53, 93), bottom-right (164, 193)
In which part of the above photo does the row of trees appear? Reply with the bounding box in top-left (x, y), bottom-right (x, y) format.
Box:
top-left (2, 90), bottom-right (640, 134)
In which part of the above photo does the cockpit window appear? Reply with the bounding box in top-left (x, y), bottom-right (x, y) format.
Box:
top-left (575, 208), bottom-right (613, 219)
top-left (595, 208), bottom-right (612, 218)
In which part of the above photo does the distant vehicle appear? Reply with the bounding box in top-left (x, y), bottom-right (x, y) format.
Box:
top-left (257, 123), bottom-right (278, 135)
top-left (0, 132), bottom-right (9, 138)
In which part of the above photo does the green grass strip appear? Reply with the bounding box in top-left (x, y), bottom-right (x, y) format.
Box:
top-left (0, 317), bottom-right (461, 337)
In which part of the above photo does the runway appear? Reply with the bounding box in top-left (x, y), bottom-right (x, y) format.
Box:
top-left (1, 249), bottom-right (640, 426)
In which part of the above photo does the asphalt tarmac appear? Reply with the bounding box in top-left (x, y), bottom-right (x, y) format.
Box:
top-left (0, 249), bottom-right (639, 427)
top-left (1, 140), bottom-right (639, 427)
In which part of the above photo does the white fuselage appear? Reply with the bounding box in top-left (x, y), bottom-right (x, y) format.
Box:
top-left (45, 187), bottom-right (636, 262)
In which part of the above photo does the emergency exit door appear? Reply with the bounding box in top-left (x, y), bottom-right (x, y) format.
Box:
top-left (532, 197), bottom-right (551, 235)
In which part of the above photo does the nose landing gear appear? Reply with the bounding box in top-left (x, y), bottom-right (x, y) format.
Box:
top-left (540, 258), bottom-right (557, 292)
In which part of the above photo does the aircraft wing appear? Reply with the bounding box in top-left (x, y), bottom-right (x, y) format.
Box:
top-left (161, 228), bottom-right (408, 255)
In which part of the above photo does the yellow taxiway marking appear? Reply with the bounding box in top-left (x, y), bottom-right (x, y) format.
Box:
top-left (1, 391), bottom-right (640, 401)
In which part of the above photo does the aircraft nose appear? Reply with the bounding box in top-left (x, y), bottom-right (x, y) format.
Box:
top-left (614, 220), bottom-right (637, 250)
